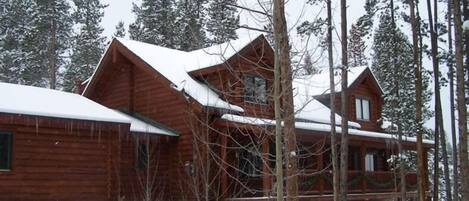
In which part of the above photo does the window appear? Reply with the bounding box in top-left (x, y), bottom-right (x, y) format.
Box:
top-left (238, 145), bottom-right (263, 178)
top-left (365, 153), bottom-right (377, 172)
top-left (0, 132), bottom-right (12, 170)
top-left (244, 75), bottom-right (267, 104)
top-left (137, 143), bottom-right (148, 170)
top-left (355, 98), bottom-right (370, 120)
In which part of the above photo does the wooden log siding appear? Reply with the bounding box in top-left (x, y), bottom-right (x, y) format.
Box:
top-left (86, 47), bottom-right (197, 200)
top-left (0, 113), bottom-right (127, 201)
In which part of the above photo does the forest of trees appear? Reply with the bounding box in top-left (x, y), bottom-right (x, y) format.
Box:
top-left (1, 0), bottom-right (469, 201)
top-left (0, 0), bottom-right (239, 91)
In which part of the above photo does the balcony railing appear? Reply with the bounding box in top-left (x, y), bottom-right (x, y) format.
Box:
top-left (298, 170), bottom-right (418, 195)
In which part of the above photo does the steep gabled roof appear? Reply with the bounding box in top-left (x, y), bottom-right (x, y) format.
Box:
top-left (293, 66), bottom-right (384, 97)
top-left (83, 35), bottom-right (268, 113)
top-left (0, 82), bottom-right (129, 123)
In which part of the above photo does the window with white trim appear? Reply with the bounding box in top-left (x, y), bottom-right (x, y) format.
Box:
top-left (244, 75), bottom-right (267, 104)
top-left (355, 98), bottom-right (370, 121)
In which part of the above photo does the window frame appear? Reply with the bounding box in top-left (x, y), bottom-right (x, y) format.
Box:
top-left (355, 97), bottom-right (371, 121)
top-left (0, 131), bottom-right (13, 171)
top-left (243, 74), bottom-right (268, 105)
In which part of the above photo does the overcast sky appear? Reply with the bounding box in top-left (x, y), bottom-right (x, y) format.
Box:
top-left (98, 0), bottom-right (454, 143)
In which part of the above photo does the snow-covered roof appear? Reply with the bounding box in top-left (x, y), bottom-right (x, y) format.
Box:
top-left (294, 80), bottom-right (361, 128)
top-left (0, 82), bottom-right (130, 123)
top-left (116, 111), bottom-right (178, 136)
top-left (293, 66), bottom-right (380, 97)
top-left (185, 34), bottom-right (266, 72)
top-left (221, 114), bottom-right (434, 145)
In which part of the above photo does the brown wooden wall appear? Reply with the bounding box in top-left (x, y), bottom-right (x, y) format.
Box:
top-left (86, 47), bottom-right (198, 200)
top-left (316, 71), bottom-right (383, 132)
top-left (0, 113), bottom-right (126, 201)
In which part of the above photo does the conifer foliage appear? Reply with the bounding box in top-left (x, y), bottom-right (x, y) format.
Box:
top-left (206, 0), bottom-right (239, 44)
top-left (114, 21), bottom-right (126, 38)
top-left (63, 0), bottom-right (106, 91)
top-left (371, 13), bottom-right (432, 136)
top-left (348, 24), bottom-right (367, 67)
top-left (175, 0), bottom-right (207, 51)
top-left (129, 0), bottom-right (178, 48)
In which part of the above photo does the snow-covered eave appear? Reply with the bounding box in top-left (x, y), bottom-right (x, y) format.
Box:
top-left (0, 111), bottom-right (130, 124)
top-left (220, 114), bottom-right (434, 145)
top-left (116, 111), bottom-right (179, 136)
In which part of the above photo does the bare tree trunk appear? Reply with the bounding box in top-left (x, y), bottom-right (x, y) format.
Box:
top-left (273, 14), bottom-right (284, 201)
top-left (48, 19), bottom-right (57, 89)
top-left (339, 0), bottom-right (348, 200)
top-left (447, 1), bottom-right (460, 199)
top-left (426, 0), bottom-right (453, 200)
top-left (327, 0), bottom-right (339, 200)
top-left (409, 0), bottom-right (426, 200)
top-left (453, 0), bottom-right (469, 200)
top-left (273, 0), bottom-right (298, 200)
top-left (389, 0), bottom-right (407, 199)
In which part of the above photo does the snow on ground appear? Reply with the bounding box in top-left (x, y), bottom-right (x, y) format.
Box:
top-left (221, 114), bottom-right (434, 144)
top-left (0, 82), bottom-right (129, 123)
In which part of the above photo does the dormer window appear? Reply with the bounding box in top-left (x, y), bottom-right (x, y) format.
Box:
top-left (355, 97), bottom-right (370, 121)
top-left (244, 75), bottom-right (267, 104)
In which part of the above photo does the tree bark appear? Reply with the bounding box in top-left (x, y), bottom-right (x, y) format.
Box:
top-left (427, 0), bottom-right (452, 200)
top-left (409, 0), bottom-right (426, 200)
top-left (447, 0), bottom-right (460, 199)
top-left (327, 0), bottom-right (339, 200)
top-left (273, 0), bottom-right (298, 200)
top-left (453, 0), bottom-right (469, 200)
top-left (339, 0), bottom-right (349, 200)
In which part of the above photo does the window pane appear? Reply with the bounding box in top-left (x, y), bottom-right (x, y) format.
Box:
top-left (138, 143), bottom-right (148, 169)
top-left (365, 153), bottom-right (375, 171)
top-left (255, 77), bottom-right (267, 103)
top-left (0, 133), bottom-right (12, 170)
top-left (355, 98), bottom-right (362, 119)
top-left (362, 99), bottom-right (370, 120)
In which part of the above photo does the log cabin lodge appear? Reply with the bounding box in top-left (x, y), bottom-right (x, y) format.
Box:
top-left (0, 34), bottom-right (433, 201)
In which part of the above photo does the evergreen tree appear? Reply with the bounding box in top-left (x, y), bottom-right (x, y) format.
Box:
top-left (348, 24), bottom-right (367, 67)
top-left (175, 0), bottom-right (207, 51)
top-left (63, 0), bottom-right (106, 92)
top-left (0, 0), bottom-right (37, 85)
top-left (114, 21), bottom-right (126, 38)
top-left (31, 0), bottom-right (73, 89)
top-left (372, 13), bottom-right (432, 137)
top-left (129, 0), bottom-right (178, 48)
top-left (206, 0), bottom-right (239, 44)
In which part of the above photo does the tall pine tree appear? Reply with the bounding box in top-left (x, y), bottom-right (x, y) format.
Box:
top-left (31, 0), bottom-right (73, 89)
top-left (206, 0), bottom-right (239, 44)
top-left (371, 13), bottom-right (432, 137)
top-left (0, 0), bottom-right (38, 85)
top-left (129, 0), bottom-right (178, 48)
top-left (348, 24), bottom-right (367, 67)
top-left (63, 0), bottom-right (106, 91)
top-left (175, 0), bottom-right (207, 51)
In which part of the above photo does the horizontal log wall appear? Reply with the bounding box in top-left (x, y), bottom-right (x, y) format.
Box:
top-left (0, 114), bottom-right (126, 201)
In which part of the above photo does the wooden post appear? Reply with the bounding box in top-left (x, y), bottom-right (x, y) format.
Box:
top-left (360, 143), bottom-right (367, 193)
top-left (221, 129), bottom-right (228, 198)
top-left (262, 136), bottom-right (271, 196)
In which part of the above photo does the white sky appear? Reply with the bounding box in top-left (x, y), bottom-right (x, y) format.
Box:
top-left (99, 0), bottom-right (455, 143)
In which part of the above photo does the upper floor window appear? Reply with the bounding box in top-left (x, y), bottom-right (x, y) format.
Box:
top-left (355, 97), bottom-right (370, 121)
top-left (0, 132), bottom-right (12, 170)
top-left (244, 75), bottom-right (267, 104)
